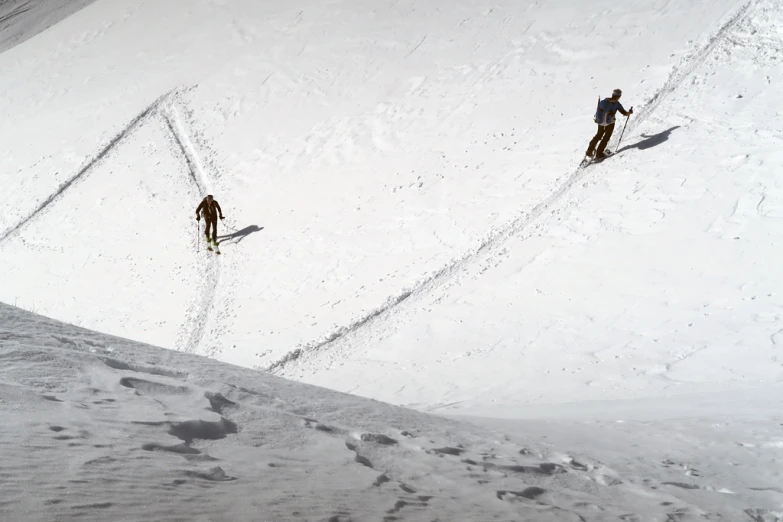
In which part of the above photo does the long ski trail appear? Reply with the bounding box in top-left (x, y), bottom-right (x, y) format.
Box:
top-left (268, 0), bottom-right (762, 375)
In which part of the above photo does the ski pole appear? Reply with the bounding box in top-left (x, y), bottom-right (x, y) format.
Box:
top-left (617, 107), bottom-right (632, 151)
top-left (197, 220), bottom-right (200, 252)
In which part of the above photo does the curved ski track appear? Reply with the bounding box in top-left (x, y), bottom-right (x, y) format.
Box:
top-left (162, 102), bottom-right (221, 356)
top-left (0, 87), bottom-right (219, 356)
top-left (268, 0), bottom-right (761, 374)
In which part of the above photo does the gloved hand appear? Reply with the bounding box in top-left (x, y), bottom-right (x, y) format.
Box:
top-left (628, 108), bottom-right (634, 115)
top-left (220, 216), bottom-right (225, 221)
top-left (196, 215), bottom-right (201, 221)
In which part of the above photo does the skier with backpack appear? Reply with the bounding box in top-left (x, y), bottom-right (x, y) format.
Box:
top-left (195, 194), bottom-right (225, 253)
top-left (586, 88), bottom-right (633, 160)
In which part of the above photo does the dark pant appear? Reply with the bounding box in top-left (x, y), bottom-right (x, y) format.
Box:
top-left (204, 217), bottom-right (218, 242)
top-left (587, 123), bottom-right (615, 155)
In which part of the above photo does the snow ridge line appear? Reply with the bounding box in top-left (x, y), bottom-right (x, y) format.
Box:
top-left (267, 1), bottom-right (759, 374)
top-left (162, 102), bottom-right (219, 356)
top-left (0, 90), bottom-right (174, 245)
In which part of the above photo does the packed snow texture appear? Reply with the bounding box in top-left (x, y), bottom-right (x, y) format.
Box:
top-left (2, 304), bottom-right (782, 521)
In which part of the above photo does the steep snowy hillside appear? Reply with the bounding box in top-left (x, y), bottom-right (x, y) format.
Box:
top-left (274, 0), bottom-right (783, 415)
top-left (2, 304), bottom-right (781, 521)
top-left (0, 0), bottom-right (746, 382)
top-left (1, 0), bottom-right (782, 518)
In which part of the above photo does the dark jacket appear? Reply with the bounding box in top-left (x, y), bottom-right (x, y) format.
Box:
top-left (196, 198), bottom-right (223, 221)
top-left (594, 98), bottom-right (630, 126)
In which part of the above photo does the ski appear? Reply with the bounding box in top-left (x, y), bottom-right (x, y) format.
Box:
top-left (581, 151), bottom-right (615, 167)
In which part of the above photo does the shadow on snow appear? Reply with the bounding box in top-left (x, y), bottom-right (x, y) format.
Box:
top-left (218, 225), bottom-right (264, 246)
top-left (618, 125), bottom-right (681, 153)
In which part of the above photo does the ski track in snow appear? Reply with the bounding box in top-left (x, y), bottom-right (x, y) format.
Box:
top-left (0, 2), bottom-right (34, 26)
top-left (267, 0), bottom-right (764, 374)
top-left (162, 105), bottom-right (207, 194)
top-left (0, 90), bottom-right (173, 245)
top-left (628, 0), bottom-right (759, 134)
top-left (0, 87), bottom-right (219, 356)
top-left (161, 100), bottom-right (221, 356)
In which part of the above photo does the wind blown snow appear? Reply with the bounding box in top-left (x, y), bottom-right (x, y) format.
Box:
top-left (3, 304), bottom-right (782, 521)
top-left (1, 0), bottom-right (782, 519)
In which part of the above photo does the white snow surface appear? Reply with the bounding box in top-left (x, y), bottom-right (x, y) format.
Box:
top-left (1, 0), bottom-right (783, 519)
top-left (2, 304), bottom-right (782, 521)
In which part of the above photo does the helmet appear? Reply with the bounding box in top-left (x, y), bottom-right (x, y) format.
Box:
top-left (612, 88), bottom-right (622, 99)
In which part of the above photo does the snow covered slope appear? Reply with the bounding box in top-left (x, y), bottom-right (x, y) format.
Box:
top-left (1, 0), bottom-right (782, 518)
top-left (2, 303), bottom-right (782, 521)
top-left (272, 0), bottom-right (783, 415)
top-left (0, 0), bottom-right (755, 382)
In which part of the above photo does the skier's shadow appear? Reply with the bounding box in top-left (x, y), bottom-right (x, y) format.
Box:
top-left (218, 225), bottom-right (264, 246)
top-left (618, 126), bottom-right (680, 153)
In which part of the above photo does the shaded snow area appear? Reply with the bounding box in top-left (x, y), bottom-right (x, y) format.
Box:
top-left (0, 0), bottom-right (97, 54)
top-left (1, 0), bottom-right (782, 519)
top-left (2, 304), bottom-right (781, 521)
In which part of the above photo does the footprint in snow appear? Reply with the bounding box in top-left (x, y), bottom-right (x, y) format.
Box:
top-left (359, 433), bottom-right (398, 445)
top-left (496, 487), bottom-right (547, 501)
top-left (100, 356), bottom-right (187, 378)
top-left (119, 376), bottom-right (191, 396)
top-left (184, 466), bottom-right (236, 482)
